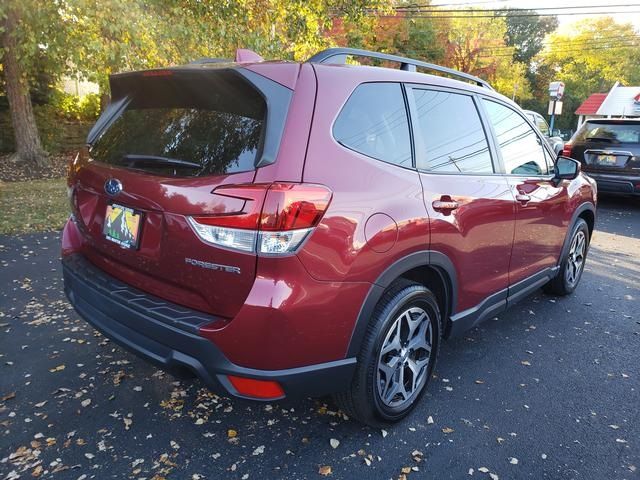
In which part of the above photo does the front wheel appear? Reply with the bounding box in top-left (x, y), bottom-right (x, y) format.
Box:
top-left (545, 218), bottom-right (590, 296)
top-left (333, 280), bottom-right (441, 426)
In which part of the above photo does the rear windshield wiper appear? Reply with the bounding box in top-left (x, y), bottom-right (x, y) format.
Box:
top-left (120, 154), bottom-right (201, 169)
top-left (585, 136), bottom-right (616, 143)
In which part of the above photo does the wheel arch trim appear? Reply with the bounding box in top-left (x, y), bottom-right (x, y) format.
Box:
top-left (345, 250), bottom-right (458, 357)
top-left (558, 202), bottom-right (596, 268)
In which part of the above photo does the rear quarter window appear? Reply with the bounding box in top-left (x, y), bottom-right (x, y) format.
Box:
top-left (333, 83), bottom-right (412, 168)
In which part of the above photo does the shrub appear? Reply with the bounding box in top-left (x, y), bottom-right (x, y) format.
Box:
top-left (50, 89), bottom-right (101, 122)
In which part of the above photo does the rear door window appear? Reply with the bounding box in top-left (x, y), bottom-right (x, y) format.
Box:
top-left (333, 83), bottom-right (412, 168)
top-left (411, 88), bottom-right (494, 174)
top-left (483, 100), bottom-right (549, 176)
top-left (90, 70), bottom-right (266, 177)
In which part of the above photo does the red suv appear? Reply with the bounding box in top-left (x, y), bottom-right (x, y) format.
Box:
top-left (62, 48), bottom-right (597, 426)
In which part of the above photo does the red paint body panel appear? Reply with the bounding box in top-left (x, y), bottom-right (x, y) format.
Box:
top-left (299, 65), bottom-right (430, 284)
top-left (506, 178), bottom-right (568, 283)
top-left (71, 160), bottom-right (259, 318)
top-left (253, 64), bottom-right (315, 183)
top-left (245, 62), bottom-right (300, 90)
top-left (199, 255), bottom-right (371, 369)
top-left (420, 173), bottom-right (515, 311)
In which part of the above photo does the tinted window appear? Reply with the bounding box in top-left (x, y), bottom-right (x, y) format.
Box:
top-left (412, 89), bottom-right (493, 174)
top-left (484, 100), bottom-right (548, 176)
top-left (535, 115), bottom-right (550, 136)
top-left (575, 122), bottom-right (640, 144)
top-left (333, 83), bottom-right (412, 167)
top-left (90, 71), bottom-right (266, 177)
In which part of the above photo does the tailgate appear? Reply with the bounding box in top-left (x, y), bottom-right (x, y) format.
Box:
top-left (70, 66), bottom-right (295, 318)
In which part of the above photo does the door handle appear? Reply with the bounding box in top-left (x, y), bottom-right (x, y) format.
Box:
top-left (432, 198), bottom-right (460, 211)
top-left (515, 194), bottom-right (531, 204)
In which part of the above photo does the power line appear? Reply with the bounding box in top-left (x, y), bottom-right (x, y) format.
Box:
top-left (421, 0), bottom-right (512, 6)
top-left (371, 10), bottom-right (640, 18)
top-left (390, 3), bottom-right (640, 12)
top-left (478, 42), bottom-right (640, 57)
top-left (477, 34), bottom-right (640, 51)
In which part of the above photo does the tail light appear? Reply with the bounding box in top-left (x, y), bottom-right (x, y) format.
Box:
top-left (562, 143), bottom-right (573, 158)
top-left (188, 183), bottom-right (332, 255)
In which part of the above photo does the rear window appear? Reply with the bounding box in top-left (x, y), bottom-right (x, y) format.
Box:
top-left (90, 70), bottom-right (266, 177)
top-left (575, 122), bottom-right (640, 144)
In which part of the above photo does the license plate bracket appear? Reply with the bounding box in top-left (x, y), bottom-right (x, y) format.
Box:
top-left (103, 203), bottom-right (143, 249)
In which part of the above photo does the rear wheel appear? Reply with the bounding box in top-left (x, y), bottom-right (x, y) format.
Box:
top-left (545, 218), bottom-right (590, 296)
top-left (334, 280), bottom-right (441, 426)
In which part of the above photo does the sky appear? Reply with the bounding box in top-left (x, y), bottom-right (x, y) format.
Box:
top-left (430, 0), bottom-right (640, 29)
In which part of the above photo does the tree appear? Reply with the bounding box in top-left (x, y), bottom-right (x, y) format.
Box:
top-left (0, 0), bottom-right (392, 167)
top-left (535, 17), bottom-right (640, 129)
top-left (503, 9), bottom-right (558, 64)
top-left (0, 1), bottom-right (63, 167)
top-left (437, 12), bottom-right (532, 101)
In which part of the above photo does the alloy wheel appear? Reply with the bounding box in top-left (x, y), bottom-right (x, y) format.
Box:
top-left (565, 230), bottom-right (586, 287)
top-left (376, 307), bottom-right (433, 408)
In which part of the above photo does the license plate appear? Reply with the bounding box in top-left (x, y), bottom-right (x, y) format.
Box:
top-left (597, 154), bottom-right (617, 166)
top-left (103, 203), bottom-right (142, 249)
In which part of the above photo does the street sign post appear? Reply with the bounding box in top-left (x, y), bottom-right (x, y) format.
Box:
top-left (548, 81), bottom-right (565, 133)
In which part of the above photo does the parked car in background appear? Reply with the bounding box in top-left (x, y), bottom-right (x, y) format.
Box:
top-left (62, 47), bottom-right (597, 426)
top-left (563, 119), bottom-right (640, 196)
top-left (524, 109), bottom-right (565, 155)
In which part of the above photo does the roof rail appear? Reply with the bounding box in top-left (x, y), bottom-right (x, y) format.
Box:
top-left (307, 47), bottom-right (493, 90)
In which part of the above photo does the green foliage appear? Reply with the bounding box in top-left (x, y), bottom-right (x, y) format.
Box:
top-left (503, 9), bottom-right (558, 64)
top-left (436, 12), bottom-right (532, 102)
top-left (536, 17), bottom-right (640, 129)
top-left (50, 90), bottom-right (100, 122)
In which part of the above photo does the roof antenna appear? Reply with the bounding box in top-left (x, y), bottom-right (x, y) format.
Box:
top-left (235, 49), bottom-right (264, 63)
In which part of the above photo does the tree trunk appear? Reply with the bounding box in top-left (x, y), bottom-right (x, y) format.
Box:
top-left (1, 6), bottom-right (49, 168)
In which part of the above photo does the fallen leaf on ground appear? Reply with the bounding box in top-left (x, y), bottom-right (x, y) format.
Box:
top-left (318, 465), bottom-right (332, 476)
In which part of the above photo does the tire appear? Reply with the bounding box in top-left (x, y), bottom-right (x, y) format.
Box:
top-left (333, 279), bottom-right (442, 427)
top-left (544, 218), bottom-right (590, 296)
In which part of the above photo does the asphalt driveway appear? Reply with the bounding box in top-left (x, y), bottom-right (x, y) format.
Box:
top-left (1, 197), bottom-right (639, 480)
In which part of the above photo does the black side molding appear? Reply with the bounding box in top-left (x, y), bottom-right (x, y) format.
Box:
top-left (448, 266), bottom-right (559, 337)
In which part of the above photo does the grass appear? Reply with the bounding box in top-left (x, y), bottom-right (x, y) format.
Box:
top-left (0, 178), bottom-right (69, 235)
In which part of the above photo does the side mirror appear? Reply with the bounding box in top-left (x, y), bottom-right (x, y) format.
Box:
top-left (555, 156), bottom-right (581, 182)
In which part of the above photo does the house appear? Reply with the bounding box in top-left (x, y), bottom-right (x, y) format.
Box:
top-left (575, 82), bottom-right (640, 128)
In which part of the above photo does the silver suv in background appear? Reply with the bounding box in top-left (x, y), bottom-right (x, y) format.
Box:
top-left (524, 109), bottom-right (565, 155)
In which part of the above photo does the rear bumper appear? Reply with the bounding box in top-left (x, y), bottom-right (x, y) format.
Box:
top-left (62, 254), bottom-right (356, 400)
top-left (586, 172), bottom-right (640, 195)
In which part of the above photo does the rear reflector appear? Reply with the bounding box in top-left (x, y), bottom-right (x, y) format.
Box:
top-left (227, 375), bottom-right (285, 399)
top-left (188, 183), bottom-right (332, 255)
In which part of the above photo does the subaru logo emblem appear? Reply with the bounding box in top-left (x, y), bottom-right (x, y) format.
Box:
top-left (104, 178), bottom-right (123, 196)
